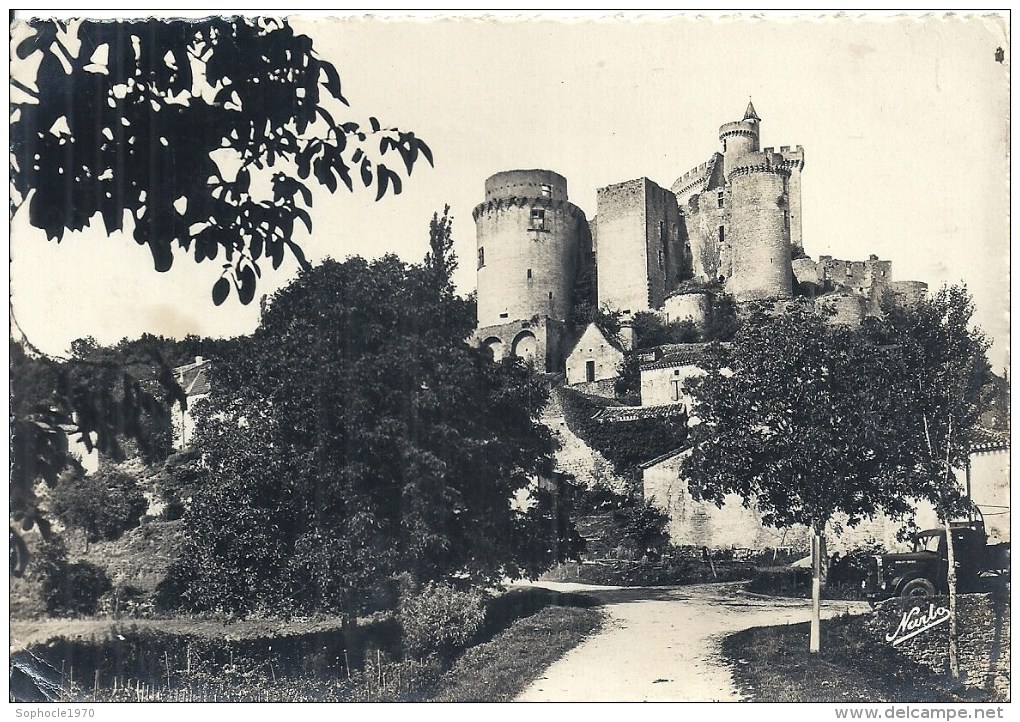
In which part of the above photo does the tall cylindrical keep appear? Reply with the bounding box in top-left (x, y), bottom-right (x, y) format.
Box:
top-left (474, 170), bottom-right (586, 327)
top-left (726, 161), bottom-right (792, 301)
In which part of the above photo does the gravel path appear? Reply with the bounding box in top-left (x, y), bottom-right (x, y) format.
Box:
top-left (515, 580), bottom-right (869, 702)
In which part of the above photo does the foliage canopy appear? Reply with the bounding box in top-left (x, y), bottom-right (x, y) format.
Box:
top-left (11, 17), bottom-right (432, 304)
top-left (162, 213), bottom-right (583, 615)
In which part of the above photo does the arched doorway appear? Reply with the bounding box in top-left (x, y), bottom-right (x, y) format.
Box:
top-left (511, 330), bottom-right (538, 364)
top-left (482, 336), bottom-right (505, 361)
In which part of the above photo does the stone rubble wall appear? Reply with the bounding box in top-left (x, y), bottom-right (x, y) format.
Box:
top-left (864, 593), bottom-right (1010, 698)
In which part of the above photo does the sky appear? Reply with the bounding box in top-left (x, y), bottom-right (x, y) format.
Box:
top-left (9, 11), bottom-right (1011, 370)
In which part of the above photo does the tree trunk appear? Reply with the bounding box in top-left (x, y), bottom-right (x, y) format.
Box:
top-left (944, 515), bottom-right (961, 679)
top-left (810, 527), bottom-right (823, 654)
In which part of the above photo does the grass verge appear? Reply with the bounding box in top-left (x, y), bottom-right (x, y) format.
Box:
top-left (428, 604), bottom-right (604, 702)
top-left (722, 614), bottom-right (993, 702)
top-left (12, 588), bottom-right (603, 703)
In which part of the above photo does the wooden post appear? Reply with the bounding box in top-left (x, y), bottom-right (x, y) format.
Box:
top-left (944, 514), bottom-right (961, 678)
top-left (810, 529), bottom-right (822, 654)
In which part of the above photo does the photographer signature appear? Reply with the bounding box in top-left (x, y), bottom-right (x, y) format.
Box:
top-left (885, 603), bottom-right (951, 647)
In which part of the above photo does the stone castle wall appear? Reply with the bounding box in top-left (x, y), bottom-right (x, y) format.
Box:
top-left (484, 168), bottom-right (568, 202)
top-left (663, 291), bottom-right (712, 326)
top-left (595, 180), bottom-right (652, 314)
top-left (595, 178), bottom-right (683, 314)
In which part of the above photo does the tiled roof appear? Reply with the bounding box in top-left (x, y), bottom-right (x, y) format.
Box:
top-left (640, 342), bottom-right (727, 371)
top-left (969, 427), bottom-right (1010, 453)
top-left (638, 445), bottom-right (691, 469)
top-left (175, 359), bottom-right (211, 397)
top-left (592, 403), bottom-right (688, 424)
top-left (565, 321), bottom-right (628, 358)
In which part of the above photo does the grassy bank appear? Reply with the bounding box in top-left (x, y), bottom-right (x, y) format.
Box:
top-left (430, 604), bottom-right (603, 701)
top-left (722, 614), bottom-right (991, 702)
top-left (11, 587), bottom-right (602, 703)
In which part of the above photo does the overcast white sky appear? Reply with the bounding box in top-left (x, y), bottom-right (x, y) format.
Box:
top-left (9, 12), bottom-right (1011, 370)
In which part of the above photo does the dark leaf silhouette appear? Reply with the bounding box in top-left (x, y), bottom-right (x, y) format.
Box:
top-left (212, 276), bottom-right (231, 305)
top-left (11, 17), bottom-right (434, 303)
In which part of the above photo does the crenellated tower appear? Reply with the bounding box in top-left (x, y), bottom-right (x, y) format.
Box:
top-left (672, 101), bottom-right (804, 302)
top-left (472, 169), bottom-right (590, 371)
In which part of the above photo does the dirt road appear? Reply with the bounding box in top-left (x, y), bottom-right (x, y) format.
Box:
top-left (515, 580), bottom-right (869, 702)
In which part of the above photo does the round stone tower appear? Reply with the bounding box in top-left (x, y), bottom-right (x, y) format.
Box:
top-left (720, 103), bottom-right (793, 301)
top-left (726, 155), bottom-right (793, 301)
top-left (719, 100), bottom-right (761, 175)
top-left (473, 169), bottom-right (587, 327)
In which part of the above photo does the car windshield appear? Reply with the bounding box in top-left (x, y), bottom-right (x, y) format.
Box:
top-left (916, 534), bottom-right (941, 553)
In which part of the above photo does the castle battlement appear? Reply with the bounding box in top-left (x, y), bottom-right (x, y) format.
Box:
top-left (727, 160), bottom-right (792, 180)
top-left (472, 195), bottom-right (587, 222)
top-left (761, 144), bottom-right (805, 157)
top-left (677, 161), bottom-right (711, 185)
top-left (719, 120), bottom-right (758, 139)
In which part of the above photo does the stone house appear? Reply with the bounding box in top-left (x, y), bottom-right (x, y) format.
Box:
top-left (639, 343), bottom-right (718, 408)
top-left (171, 356), bottom-right (211, 450)
top-left (564, 322), bottom-right (627, 396)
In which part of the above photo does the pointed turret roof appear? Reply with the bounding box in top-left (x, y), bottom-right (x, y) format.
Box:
top-left (743, 99), bottom-right (760, 122)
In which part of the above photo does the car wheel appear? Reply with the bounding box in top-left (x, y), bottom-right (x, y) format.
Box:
top-left (900, 578), bottom-right (936, 599)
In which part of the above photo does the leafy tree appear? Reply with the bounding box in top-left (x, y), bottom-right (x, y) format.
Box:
top-left (11, 17), bottom-right (432, 304)
top-left (49, 467), bottom-right (148, 550)
top-left (629, 311), bottom-right (700, 350)
top-left (614, 353), bottom-right (642, 403)
top-left (867, 285), bottom-right (991, 677)
top-left (9, 339), bottom-right (177, 574)
top-left (683, 302), bottom-right (928, 653)
top-left (162, 211), bottom-right (583, 616)
top-left (9, 16), bottom-right (429, 573)
top-left (703, 292), bottom-right (740, 342)
top-left (34, 536), bottom-right (113, 616)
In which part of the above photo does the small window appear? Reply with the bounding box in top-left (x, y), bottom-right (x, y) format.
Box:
top-left (527, 268), bottom-right (532, 279)
top-left (722, 139), bottom-right (727, 152)
top-left (499, 312), bottom-right (509, 319)
top-left (674, 369), bottom-right (680, 376)
top-left (718, 226), bottom-right (725, 244)
top-left (784, 210), bottom-right (790, 229)
top-left (477, 247), bottom-right (485, 269)
top-left (548, 291), bottom-right (553, 300)
top-left (659, 220), bottom-right (666, 243)
top-left (531, 208), bottom-right (546, 230)
top-left (658, 248), bottom-right (664, 268)
top-left (540, 183), bottom-right (552, 197)
top-left (585, 361), bottom-right (596, 382)
top-left (717, 191), bottom-right (725, 209)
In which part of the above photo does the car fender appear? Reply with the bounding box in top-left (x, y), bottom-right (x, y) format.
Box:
top-left (891, 572), bottom-right (931, 595)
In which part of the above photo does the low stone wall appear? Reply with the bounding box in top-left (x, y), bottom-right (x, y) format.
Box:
top-left (863, 593), bottom-right (1010, 697)
top-left (568, 378), bottom-right (618, 399)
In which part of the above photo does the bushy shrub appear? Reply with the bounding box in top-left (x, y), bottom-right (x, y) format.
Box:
top-left (35, 538), bottom-right (112, 615)
top-left (49, 467), bottom-right (147, 548)
top-left (746, 566), bottom-right (812, 597)
top-left (399, 582), bottom-right (485, 661)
